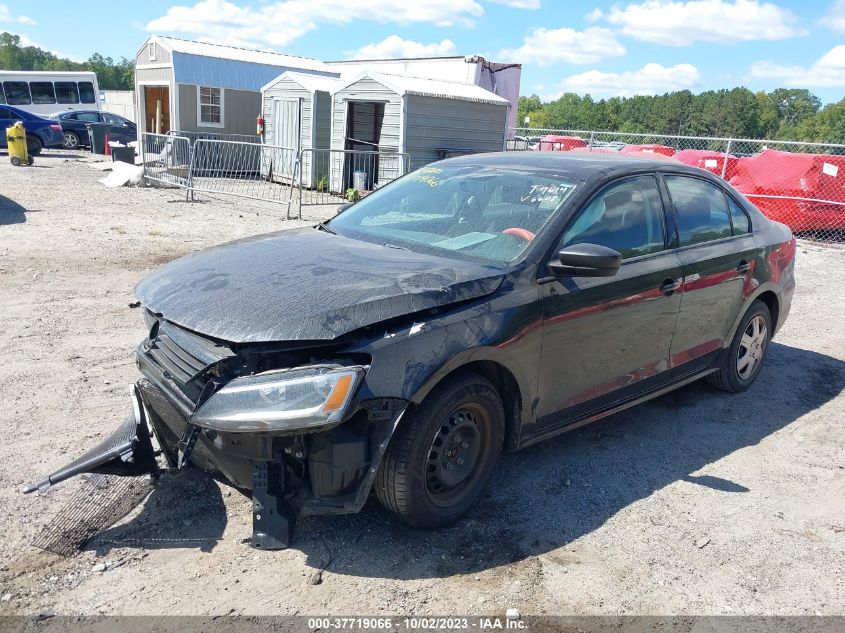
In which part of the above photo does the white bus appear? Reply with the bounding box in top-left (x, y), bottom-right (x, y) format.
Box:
top-left (0, 71), bottom-right (100, 117)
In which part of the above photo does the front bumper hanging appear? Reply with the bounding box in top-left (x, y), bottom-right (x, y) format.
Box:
top-left (23, 384), bottom-right (159, 494)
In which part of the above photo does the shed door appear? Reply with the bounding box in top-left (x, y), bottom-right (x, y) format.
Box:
top-left (272, 98), bottom-right (301, 180)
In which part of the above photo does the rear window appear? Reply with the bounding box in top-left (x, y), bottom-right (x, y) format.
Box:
top-left (727, 196), bottom-right (750, 234)
top-left (30, 82), bottom-right (56, 104)
top-left (665, 175), bottom-right (733, 246)
top-left (3, 81), bottom-right (31, 105)
top-left (55, 82), bottom-right (79, 104)
top-left (78, 82), bottom-right (96, 104)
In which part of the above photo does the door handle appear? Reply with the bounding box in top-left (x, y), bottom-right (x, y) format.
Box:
top-left (737, 260), bottom-right (750, 274)
top-left (660, 278), bottom-right (681, 296)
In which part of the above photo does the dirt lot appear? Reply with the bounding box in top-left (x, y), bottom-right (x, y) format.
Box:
top-left (0, 151), bottom-right (843, 618)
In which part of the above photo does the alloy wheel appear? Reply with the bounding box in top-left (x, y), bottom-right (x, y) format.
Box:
top-left (737, 314), bottom-right (768, 380)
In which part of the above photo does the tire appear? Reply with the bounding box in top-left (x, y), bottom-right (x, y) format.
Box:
top-left (375, 372), bottom-right (505, 529)
top-left (27, 136), bottom-right (42, 156)
top-left (706, 300), bottom-right (772, 393)
top-left (62, 131), bottom-right (80, 150)
top-left (10, 156), bottom-right (21, 167)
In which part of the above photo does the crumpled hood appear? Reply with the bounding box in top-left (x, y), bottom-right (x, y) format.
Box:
top-left (136, 227), bottom-right (505, 344)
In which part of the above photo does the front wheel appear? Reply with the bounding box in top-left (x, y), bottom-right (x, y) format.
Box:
top-left (375, 372), bottom-right (504, 529)
top-left (707, 300), bottom-right (772, 392)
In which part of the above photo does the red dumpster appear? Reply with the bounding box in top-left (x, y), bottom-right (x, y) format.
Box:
top-left (535, 135), bottom-right (587, 152)
top-left (620, 144), bottom-right (676, 157)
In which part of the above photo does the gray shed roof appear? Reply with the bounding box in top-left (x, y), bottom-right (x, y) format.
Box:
top-left (333, 72), bottom-right (510, 106)
top-left (261, 71), bottom-right (341, 94)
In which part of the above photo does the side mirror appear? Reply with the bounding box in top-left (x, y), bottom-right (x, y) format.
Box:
top-left (336, 203), bottom-right (353, 215)
top-left (548, 243), bottom-right (622, 278)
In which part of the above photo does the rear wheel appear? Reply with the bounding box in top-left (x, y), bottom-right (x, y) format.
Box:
top-left (707, 300), bottom-right (772, 392)
top-left (375, 372), bottom-right (504, 529)
top-left (27, 136), bottom-right (43, 156)
top-left (62, 131), bottom-right (80, 149)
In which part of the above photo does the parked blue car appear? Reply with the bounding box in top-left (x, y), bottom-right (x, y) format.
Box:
top-left (54, 110), bottom-right (137, 149)
top-left (0, 105), bottom-right (64, 155)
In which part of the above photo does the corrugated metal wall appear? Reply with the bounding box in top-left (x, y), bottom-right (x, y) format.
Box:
top-left (404, 95), bottom-right (507, 168)
top-left (101, 90), bottom-right (136, 122)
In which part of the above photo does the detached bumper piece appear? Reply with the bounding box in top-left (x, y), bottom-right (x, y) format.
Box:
top-left (23, 385), bottom-right (159, 494)
top-left (251, 457), bottom-right (296, 550)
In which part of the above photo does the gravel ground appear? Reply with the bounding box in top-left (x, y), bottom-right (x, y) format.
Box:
top-left (0, 150), bottom-right (843, 618)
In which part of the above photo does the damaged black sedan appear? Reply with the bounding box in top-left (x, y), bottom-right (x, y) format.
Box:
top-left (26, 153), bottom-right (795, 549)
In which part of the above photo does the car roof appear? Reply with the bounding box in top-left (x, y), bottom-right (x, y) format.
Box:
top-left (439, 151), bottom-right (717, 184)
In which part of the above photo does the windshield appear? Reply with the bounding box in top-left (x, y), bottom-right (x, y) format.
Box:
top-left (327, 164), bottom-right (579, 266)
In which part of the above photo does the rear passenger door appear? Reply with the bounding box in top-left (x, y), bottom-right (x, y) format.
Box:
top-left (662, 174), bottom-right (757, 369)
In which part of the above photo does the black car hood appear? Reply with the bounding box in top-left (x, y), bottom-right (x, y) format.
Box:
top-left (135, 227), bottom-right (506, 344)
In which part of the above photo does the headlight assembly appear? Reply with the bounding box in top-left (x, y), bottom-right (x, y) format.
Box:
top-left (191, 365), bottom-right (366, 432)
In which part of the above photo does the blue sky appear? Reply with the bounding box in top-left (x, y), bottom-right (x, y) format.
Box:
top-left (2, 0), bottom-right (844, 102)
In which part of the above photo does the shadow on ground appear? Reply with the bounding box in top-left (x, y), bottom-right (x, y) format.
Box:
top-left (0, 193), bottom-right (28, 225)
top-left (71, 343), bottom-right (844, 575)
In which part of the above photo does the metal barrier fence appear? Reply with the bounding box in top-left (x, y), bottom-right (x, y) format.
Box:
top-left (168, 130), bottom-right (260, 145)
top-left (509, 127), bottom-right (845, 242)
top-left (297, 148), bottom-right (411, 215)
top-left (140, 133), bottom-right (192, 188)
top-left (188, 139), bottom-right (299, 214)
top-left (142, 134), bottom-right (409, 220)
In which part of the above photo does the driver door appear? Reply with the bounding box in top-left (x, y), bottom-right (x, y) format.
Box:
top-left (531, 175), bottom-right (684, 439)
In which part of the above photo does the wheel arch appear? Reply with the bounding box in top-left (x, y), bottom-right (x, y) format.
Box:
top-left (726, 284), bottom-right (781, 344)
top-left (409, 354), bottom-right (526, 453)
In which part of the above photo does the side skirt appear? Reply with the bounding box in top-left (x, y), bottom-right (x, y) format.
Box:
top-left (519, 367), bottom-right (718, 450)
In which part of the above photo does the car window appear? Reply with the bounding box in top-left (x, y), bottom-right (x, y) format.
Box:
top-left (76, 112), bottom-right (100, 122)
top-left (101, 113), bottom-right (124, 125)
top-left (0, 85), bottom-right (6, 105)
top-left (78, 82), bottom-right (96, 104)
top-left (559, 175), bottom-right (666, 259)
top-left (55, 82), bottom-right (79, 104)
top-left (0, 106), bottom-right (22, 121)
top-left (30, 82), bottom-right (56, 104)
top-left (727, 195), bottom-right (750, 234)
top-left (665, 176), bottom-right (733, 246)
top-left (3, 82), bottom-right (31, 105)
top-left (328, 165), bottom-right (580, 266)
top-left (60, 112), bottom-right (76, 120)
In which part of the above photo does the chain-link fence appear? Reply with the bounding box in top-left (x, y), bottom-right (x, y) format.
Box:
top-left (509, 127), bottom-right (845, 242)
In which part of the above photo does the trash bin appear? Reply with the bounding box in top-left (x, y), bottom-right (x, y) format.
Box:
top-left (111, 146), bottom-right (136, 165)
top-left (353, 170), bottom-right (368, 192)
top-left (85, 123), bottom-right (111, 155)
top-left (6, 122), bottom-right (33, 166)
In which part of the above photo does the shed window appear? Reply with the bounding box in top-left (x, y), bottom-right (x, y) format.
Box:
top-left (198, 86), bottom-right (223, 127)
top-left (55, 82), bottom-right (80, 104)
top-left (30, 82), bottom-right (56, 104)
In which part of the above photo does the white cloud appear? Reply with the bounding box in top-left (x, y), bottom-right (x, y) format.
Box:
top-left (825, 0), bottom-right (845, 33)
top-left (499, 27), bottom-right (625, 66)
top-left (147, 0), bottom-right (483, 49)
top-left (0, 3), bottom-right (35, 25)
top-left (488, 0), bottom-right (540, 8)
top-left (545, 63), bottom-right (701, 99)
top-left (749, 45), bottom-right (845, 87)
top-left (597, 0), bottom-right (806, 46)
top-left (347, 35), bottom-right (456, 60)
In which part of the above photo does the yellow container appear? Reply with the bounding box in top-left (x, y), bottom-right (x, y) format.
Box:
top-left (6, 121), bottom-right (32, 166)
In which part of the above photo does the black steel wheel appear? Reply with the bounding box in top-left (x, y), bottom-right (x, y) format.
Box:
top-left (375, 371), bottom-right (504, 529)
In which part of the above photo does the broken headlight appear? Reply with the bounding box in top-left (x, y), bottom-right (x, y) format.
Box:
top-left (190, 365), bottom-right (366, 432)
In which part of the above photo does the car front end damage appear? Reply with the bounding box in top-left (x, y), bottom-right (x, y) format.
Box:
top-left (25, 310), bottom-right (411, 550)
